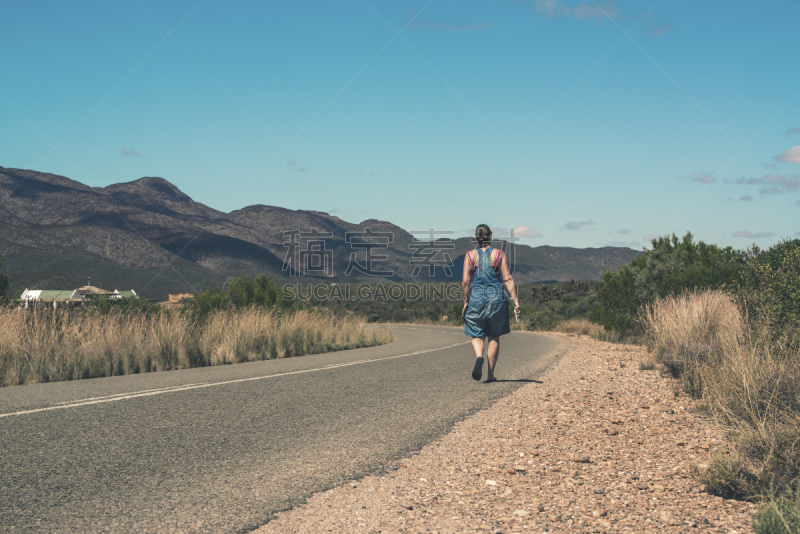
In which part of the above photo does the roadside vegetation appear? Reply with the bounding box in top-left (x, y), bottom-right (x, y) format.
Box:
top-left (506, 233), bottom-right (800, 532)
top-left (0, 273), bottom-right (391, 387)
top-left (303, 279), bottom-right (606, 334)
top-left (589, 232), bottom-right (747, 338)
top-left (303, 281), bottom-right (466, 324)
top-left (619, 237), bottom-right (800, 534)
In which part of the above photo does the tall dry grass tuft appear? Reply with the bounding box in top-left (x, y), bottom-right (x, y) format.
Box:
top-left (199, 308), bottom-right (278, 365)
top-left (699, 329), bottom-right (800, 502)
top-left (0, 306), bottom-right (393, 386)
top-left (642, 289), bottom-right (742, 396)
top-left (642, 289), bottom-right (800, 506)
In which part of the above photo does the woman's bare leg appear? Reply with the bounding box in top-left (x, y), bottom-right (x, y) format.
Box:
top-left (471, 337), bottom-right (486, 380)
top-left (487, 337), bottom-right (500, 379)
top-left (471, 337), bottom-right (485, 358)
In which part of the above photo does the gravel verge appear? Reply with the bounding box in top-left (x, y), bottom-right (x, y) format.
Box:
top-left (254, 333), bottom-right (755, 533)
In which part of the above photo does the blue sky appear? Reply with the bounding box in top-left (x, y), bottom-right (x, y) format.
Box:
top-left (2, 0), bottom-right (799, 250)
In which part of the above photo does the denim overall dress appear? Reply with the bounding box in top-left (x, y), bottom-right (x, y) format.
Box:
top-left (464, 247), bottom-right (510, 338)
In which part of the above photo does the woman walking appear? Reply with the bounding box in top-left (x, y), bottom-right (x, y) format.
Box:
top-left (462, 224), bottom-right (520, 382)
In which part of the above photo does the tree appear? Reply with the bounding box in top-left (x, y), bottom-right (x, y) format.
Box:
top-left (191, 274), bottom-right (292, 316)
top-left (590, 233), bottom-right (746, 336)
top-left (738, 239), bottom-right (800, 343)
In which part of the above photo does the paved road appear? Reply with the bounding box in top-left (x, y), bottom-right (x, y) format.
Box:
top-left (0, 325), bottom-right (566, 533)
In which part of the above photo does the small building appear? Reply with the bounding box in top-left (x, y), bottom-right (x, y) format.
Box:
top-left (75, 285), bottom-right (138, 301)
top-left (20, 289), bottom-right (82, 309)
top-left (20, 286), bottom-right (138, 308)
top-left (161, 293), bottom-right (194, 309)
top-left (76, 285), bottom-right (111, 300)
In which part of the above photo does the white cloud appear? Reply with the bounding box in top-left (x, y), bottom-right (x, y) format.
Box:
top-left (533, 0), bottom-right (618, 21)
top-left (692, 172), bottom-right (715, 184)
top-left (534, 0), bottom-right (567, 17)
top-left (512, 226), bottom-right (543, 238)
top-left (733, 230), bottom-right (776, 239)
top-left (572, 2), bottom-right (617, 20)
top-left (739, 195), bottom-right (753, 201)
top-left (562, 220), bottom-right (595, 231)
top-left (616, 229), bottom-right (630, 234)
top-left (775, 145), bottom-right (800, 164)
top-left (530, 0), bottom-right (671, 35)
top-left (120, 148), bottom-right (142, 157)
top-left (736, 174), bottom-right (800, 194)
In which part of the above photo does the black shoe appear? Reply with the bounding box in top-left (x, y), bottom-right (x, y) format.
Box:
top-left (472, 357), bottom-right (484, 381)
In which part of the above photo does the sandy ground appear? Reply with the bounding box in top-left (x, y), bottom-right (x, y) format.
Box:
top-left (254, 333), bottom-right (755, 533)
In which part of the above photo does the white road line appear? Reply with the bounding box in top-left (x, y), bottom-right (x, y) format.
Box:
top-left (0, 340), bottom-right (471, 419)
top-left (52, 383), bottom-right (205, 405)
top-left (391, 325), bottom-right (464, 334)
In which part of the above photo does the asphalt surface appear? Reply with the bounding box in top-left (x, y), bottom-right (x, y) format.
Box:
top-left (0, 325), bottom-right (566, 533)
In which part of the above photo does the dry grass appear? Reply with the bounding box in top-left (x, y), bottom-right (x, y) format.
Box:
top-left (642, 290), bottom-right (800, 506)
top-left (641, 289), bottom-right (742, 395)
top-left (643, 289), bottom-right (742, 368)
top-left (699, 330), bottom-right (800, 503)
top-left (551, 318), bottom-right (620, 343)
top-left (553, 318), bottom-right (594, 336)
top-left (553, 318), bottom-right (599, 336)
top-left (0, 307), bottom-right (393, 386)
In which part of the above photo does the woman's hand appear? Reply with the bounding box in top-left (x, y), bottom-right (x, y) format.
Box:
top-left (462, 301), bottom-right (468, 317)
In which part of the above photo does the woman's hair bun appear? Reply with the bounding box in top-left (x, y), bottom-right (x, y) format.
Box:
top-left (475, 224), bottom-right (492, 246)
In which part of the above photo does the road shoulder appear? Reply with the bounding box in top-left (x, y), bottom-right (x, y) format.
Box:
top-left (254, 333), bottom-right (756, 533)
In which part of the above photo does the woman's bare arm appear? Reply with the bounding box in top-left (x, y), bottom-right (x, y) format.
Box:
top-left (461, 251), bottom-right (473, 315)
top-left (499, 251), bottom-right (520, 311)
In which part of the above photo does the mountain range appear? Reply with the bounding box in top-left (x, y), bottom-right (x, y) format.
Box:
top-left (0, 167), bottom-right (640, 299)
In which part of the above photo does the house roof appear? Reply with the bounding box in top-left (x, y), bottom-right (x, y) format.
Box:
top-left (36, 290), bottom-right (80, 300)
top-left (78, 285), bottom-right (111, 295)
top-left (21, 286), bottom-right (139, 301)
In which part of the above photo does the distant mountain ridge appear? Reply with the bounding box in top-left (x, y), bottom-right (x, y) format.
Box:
top-left (0, 166), bottom-right (640, 299)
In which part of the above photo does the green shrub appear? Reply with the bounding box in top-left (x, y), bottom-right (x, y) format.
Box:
top-left (738, 239), bottom-right (800, 346)
top-left (90, 294), bottom-right (162, 316)
top-left (591, 232), bottom-right (746, 337)
top-left (307, 282), bottom-right (463, 324)
top-left (753, 492), bottom-right (800, 534)
top-left (191, 274), bottom-right (294, 317)
top-left (700, 451), bottom-right (760, 501)
top-left (524, 281), bottom-right (599, 332)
